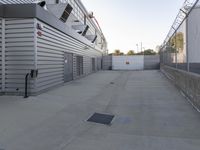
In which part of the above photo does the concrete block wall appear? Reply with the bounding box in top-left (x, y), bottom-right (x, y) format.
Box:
top-left (103, 55), bottom-right (160, 70)
top-left (161, 65), bottom-right (200, 110)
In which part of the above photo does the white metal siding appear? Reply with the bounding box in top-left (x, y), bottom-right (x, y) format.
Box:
top-left (36, 20), bottom-right (101, 92)
top-left (0, 19), bottom-right (2, 92)
top-left (188, 8), bottom-right (200, 63)
top-left (5, 19), bottom-right (35, 93)
top-left (112, 56), bottom-right (144, 70)
top-left (0, 0), bottom-right (36, 4)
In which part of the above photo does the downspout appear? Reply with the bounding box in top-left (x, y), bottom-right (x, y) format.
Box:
top-left (33, 18), bottom-right (38, 94)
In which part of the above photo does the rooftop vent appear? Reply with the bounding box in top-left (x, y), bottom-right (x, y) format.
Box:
top-left (85, 35), bottom-right (97, 43)
top-left (60, 4), bottom-right (73, 22)
top-left (72, 25), bottom-right (89, 36)
top-left (47, 3), bottom-right (73, 23)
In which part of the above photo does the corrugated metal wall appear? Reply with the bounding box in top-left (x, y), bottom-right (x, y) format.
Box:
top-left (188, 8), bottom-right (200, 63)
top-left (5, 19), bottom-right (35, 94)
top-left (36, 20), bottom-right (102, 93)
top-left (0, 18), bottom-right (103, 95)
top-left (0, 19), bottom-right (2, 92)
top-left (36, 20), bottom-right (64, 92)
top-left (0, 0), bottom-right (36, 4)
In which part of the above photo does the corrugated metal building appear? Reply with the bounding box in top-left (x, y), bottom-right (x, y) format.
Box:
top-left (0, 0), bottom-right (107, 95)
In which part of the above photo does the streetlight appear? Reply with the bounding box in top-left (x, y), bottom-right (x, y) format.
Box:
top-left (143, 47), bottom-right (145, 55)
top-left (136, 44), bottom-right (139, 53)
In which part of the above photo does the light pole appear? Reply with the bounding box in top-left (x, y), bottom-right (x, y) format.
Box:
top-left (143, 47), bottom-right (145, 55)
top-left (136, 44), bottom-right (139, 53)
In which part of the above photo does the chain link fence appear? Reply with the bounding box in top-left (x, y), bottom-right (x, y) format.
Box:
top-left (160, 0), bottom-right (200, 74)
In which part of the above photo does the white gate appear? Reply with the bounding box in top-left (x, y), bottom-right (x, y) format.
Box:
top-left (112, 56), bottom-right (144, 70)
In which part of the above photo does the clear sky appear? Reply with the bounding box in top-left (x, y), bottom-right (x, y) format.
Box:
top-left (81, 0), bottom-right (184, 53)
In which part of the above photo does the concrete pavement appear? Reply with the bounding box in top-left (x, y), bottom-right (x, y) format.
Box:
top-left (0, 70), bottom-right (200, 150)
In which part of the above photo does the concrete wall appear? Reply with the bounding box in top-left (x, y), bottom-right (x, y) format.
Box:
top-left (161, 65), bottom-right (200, 110)
top-left (144, 55), bottom-right (160, 70)
top-left (112, 56), bottom-right (144, 70)
top-left (103, 55), bottom-right (160, 71)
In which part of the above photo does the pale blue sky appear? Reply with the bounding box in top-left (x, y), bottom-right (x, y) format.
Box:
top-left (81, 0), bottom-right (184, 53)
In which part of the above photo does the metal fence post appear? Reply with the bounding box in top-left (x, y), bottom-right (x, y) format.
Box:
top-left (186, 17), bottom-right (190, 72)
top-left (175, 31), bottom-right (178, 69)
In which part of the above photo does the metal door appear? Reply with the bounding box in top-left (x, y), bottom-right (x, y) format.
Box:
top-left (92, 58), bottom-right (95, 71)
top-left (76, 56), bottom-right (83, 76)
top-left (64, 52), bottom-right (73, 82)
top-left (97, 57), bottom-right (102, 70)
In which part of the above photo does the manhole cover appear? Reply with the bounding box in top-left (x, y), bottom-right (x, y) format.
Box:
top-left (87, 113), bottom-right (115, 125)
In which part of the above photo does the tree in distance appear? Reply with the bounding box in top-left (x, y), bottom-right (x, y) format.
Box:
top-left (113, 49), bottom-right (124, 56)
top-left (111, 49), bottom-right (156, 56)
top-left (127, 50), bottom-right (135, 55)
top-left (170, 32), bottom-right (184, 52)
top-left (136, 49), bottom-right (157, 55)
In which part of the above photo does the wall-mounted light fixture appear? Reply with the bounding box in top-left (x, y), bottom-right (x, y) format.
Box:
top-left (88, 11), bottom-right (94, 18)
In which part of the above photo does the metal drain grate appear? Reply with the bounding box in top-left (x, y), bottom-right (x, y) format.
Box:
top-left (87, 113), bottom-right (115, 125)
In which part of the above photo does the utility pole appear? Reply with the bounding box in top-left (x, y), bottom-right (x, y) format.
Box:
top-left (141, 42), bottom-right (143, 54)
top-left (143, 47), bottom-right (146, 56)
top-left (136, 44), bottom-right (139, 53)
